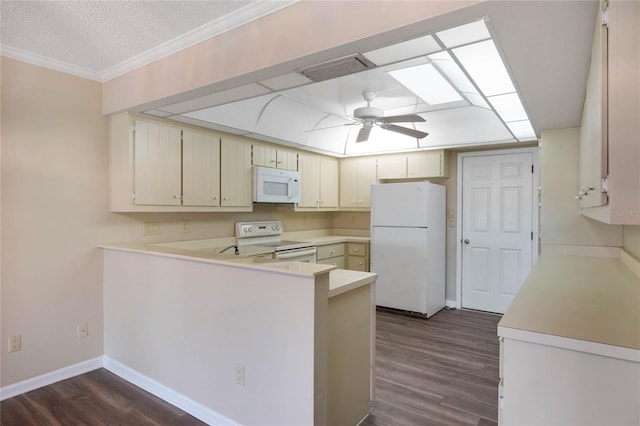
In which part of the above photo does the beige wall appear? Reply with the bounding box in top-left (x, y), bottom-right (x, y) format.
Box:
top-left (539, 128), bottom-right (623, 247)
top-left (624, 226), bottom-right (640, 259)
top-left (0, 58), bottom-right (332, 387)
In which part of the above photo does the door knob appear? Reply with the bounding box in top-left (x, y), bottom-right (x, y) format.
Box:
top-left (464, 239), bottom-right (470, 245)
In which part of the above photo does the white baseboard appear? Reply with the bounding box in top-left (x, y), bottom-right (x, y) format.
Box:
top-left (103, 356), bottom-right (239, 426)
top-left (445, 299), bottom-right (459, 309)
top-left (0, 356), bottom-right (103, 401)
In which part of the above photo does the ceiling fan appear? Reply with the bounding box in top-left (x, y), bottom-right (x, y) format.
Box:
top-left (351, 91), bottom-right (429, 142)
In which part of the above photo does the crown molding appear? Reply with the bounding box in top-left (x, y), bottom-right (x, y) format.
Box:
top-left (99, 1), bottom-right (298, 82)
top-left (1, 1), bottom-right (297, 83)
top-left (0, 45), bottom-right (102, 81)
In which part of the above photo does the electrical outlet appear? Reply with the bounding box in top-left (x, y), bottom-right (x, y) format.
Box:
top-left (144, 222), bottom-right (160, 235)
top-left (235, 363), bottom-right (245, 385)
top-left (77, 322), bottom-right (88, 339)
top-left (8, 334), bottom-right (21, 353)
top-left (181, 220), bottom-right (190, 233)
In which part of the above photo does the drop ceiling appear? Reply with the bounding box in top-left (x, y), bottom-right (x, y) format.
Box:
top-left (1, 1), bottom-right (599, 157)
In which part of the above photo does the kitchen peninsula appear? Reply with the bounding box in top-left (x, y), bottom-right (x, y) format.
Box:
top-left (100, 242), bottom-right (376, 426)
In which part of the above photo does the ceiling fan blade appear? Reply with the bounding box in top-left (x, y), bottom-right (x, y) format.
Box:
top-left (356, 125), bottom-right (372, 143)
top-left (380, 114), bottom-right (426, 123)
top-left (380, 123), bottom-right (429, 139)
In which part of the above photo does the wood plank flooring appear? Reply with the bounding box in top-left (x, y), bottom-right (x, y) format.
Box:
top-left (1, 308), bottom-right (500, 426)
top-left (362, 308), bottom-right (502, 426)
top-left (0, 369), bottom-right (206, 425)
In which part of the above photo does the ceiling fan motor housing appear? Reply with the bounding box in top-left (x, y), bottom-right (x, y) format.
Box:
top-left (353, 106), bottom-right (384, 122)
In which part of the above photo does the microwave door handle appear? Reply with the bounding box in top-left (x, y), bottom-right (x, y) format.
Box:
top-left (288, 177), bottom-right (294, 198)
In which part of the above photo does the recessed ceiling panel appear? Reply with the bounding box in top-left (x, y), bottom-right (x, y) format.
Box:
top-left (162, 83), bottom-right (272, 114)
top-left (389, 64), bottom-right (463, 105)
top-left (419, 106), bottom-right (514, 148)
top-left (506, 120), bottom-right (536, 140)
top-left (363, 34), bottom-right (441, 66)
top-left (255, 96), bottom-right (328, 145)
top-left (436, 20), bottom-right (490, 48)
top-left (488, 93), bottom-right (528, 122)
top-left (182, 94), bottom-right (277, 132)
top-left (452, 39), bottom-right (515, 97)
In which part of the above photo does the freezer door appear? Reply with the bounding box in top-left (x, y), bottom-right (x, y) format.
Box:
top-left (371, 182), bottom-right (430, 227)
top-left (371, 226), bottom-right (431, 314)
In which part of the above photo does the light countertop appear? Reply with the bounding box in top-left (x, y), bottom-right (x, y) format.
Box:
top-left (100, 242), bottom-right (335, 277)
top-left (498, 253), bottom-right (640, 351)
top-left (329, 269), bottom-right (376, 298)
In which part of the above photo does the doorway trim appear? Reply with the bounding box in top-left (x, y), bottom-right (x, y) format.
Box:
top-left (455, 146), bottom-right (540, 309)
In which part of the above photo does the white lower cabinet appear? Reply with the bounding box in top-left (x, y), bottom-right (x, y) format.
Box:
top-left (499, 336), bottom-right (639, 426)
top-left (316, 243), bottom-right (346, 268)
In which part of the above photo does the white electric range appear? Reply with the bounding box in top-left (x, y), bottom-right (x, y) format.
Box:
top-left (235, 221), bottom-right (317, 263)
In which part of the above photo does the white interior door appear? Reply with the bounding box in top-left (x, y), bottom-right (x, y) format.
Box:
top-left (461, 152), bottom-right (534, 314)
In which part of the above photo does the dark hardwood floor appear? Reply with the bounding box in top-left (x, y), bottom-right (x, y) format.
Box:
top-left (362, 308), bottom-right (501, 426)
top-left (1, 308), bottom-right (500, 426)
top-left (0, 369), bottom-right (206, 425)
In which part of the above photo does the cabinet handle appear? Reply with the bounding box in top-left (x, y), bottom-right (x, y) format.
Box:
top-left (359, 261), bottom-right (363, 265)
top-left (223, 197), bottom-right (229, 201)
top-left (211, 196), bottom-right (218, 200)
top-left (354, 248), bottom-right (358, 252)
top-left (174, 195), bottom-right (180, 199)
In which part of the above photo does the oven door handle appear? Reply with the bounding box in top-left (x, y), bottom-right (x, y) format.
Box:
top-left (276, 248), bottom-right (317, 259)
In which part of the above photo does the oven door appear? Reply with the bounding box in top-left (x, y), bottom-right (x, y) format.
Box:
top-left (274, 247), bottom-right (317, 263)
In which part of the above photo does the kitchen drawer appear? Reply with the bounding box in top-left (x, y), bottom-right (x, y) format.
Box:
top-left (347, 243), bottom-right (367, 256)
top-left (318, 256), bottom-right (346, 269)
top-left (317, 243), bottom-right (345, 260)
top-left (348, 255), bottom-right (369, 272)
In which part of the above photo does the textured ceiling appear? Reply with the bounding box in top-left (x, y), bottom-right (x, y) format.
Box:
top-left (0, 0), bottom-right (292, 80)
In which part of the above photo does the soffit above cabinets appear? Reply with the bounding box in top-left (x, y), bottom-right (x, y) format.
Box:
top-left (151, 17), bottom-right (539, 156)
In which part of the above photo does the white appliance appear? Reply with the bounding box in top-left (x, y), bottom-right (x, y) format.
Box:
top-left (235, 221), bottom-right (316, 262)
top-left (253, 166), bottom-right (301, 203)
top-left (370, 181), bottom-right (446, 317)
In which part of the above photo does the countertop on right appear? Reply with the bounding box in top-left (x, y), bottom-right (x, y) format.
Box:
top-left (498, 251), bottom-right (640, 351)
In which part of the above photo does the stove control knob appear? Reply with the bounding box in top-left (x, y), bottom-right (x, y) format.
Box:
top-left (244, 226), bottom-right (253, 234)
top-left (272, 224), bottom-right (278, 231)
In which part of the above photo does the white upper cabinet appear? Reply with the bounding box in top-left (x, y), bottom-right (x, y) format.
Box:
top-left (579, 0), bottom-right (640, 224)
top-left (133, 119), bottom-right (182, 206)
top-left (340, 157), bottom-right (377, 209)
top-left (182, 130), bottom-right (221, 206)
top-left (252, 144), bottom-right (298, 170)
top-left (297, 153), bottom-right (339, 210)
top-left (110, 114), bottom-right (252, 212)
top-left (377, 150), bottom-right (448, 180)
top-left (221, 137), bottom-right (253, 207)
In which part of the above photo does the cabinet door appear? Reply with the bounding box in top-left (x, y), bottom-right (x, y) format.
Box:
top-left (276, 149), bottom-right (298, 171)
top-left (133, 119), bottom-right (182, 205)
top-left (252, 144), bottom-right (277, 168)
top-left (320, 156), bottom-right (339, 208)
top-left (221, 138), bottom-right (252, 207)
top-left (579, 6), bottom-right (608, 208)
top-left (340, 158), bottom-right (360, 208)
top-left (357, 157), bottom-right (378, 208)
top-left (407, 150), bottom-right (448, 178)
top-left (377, 155), bottom-right (407, 179)
top-left (183, 130), bottom-right (220, 206)
top-left (298, 153), bottom-right (321, 207)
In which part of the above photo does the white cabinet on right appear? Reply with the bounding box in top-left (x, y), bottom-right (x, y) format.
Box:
top-left (377, 150), bottom-right (448, 180)
top-left (579, 0), bottom-right (640, 224)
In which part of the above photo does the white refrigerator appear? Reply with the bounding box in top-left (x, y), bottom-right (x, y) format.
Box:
top-left (370, 181), bottom-right (446, 317)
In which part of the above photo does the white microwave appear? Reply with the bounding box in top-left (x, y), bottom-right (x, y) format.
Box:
top-left (253, 166), bottom-right (301, 203)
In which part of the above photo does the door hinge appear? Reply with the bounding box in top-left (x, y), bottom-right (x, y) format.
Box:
top-left (531, 231), bottom-right (533, 241)
top-left (531, 164), bottom-right (534, 174)
top-left (601, 0), bottom-right (609, 26)
top-left (601, 176), bottom-right (609, 193)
